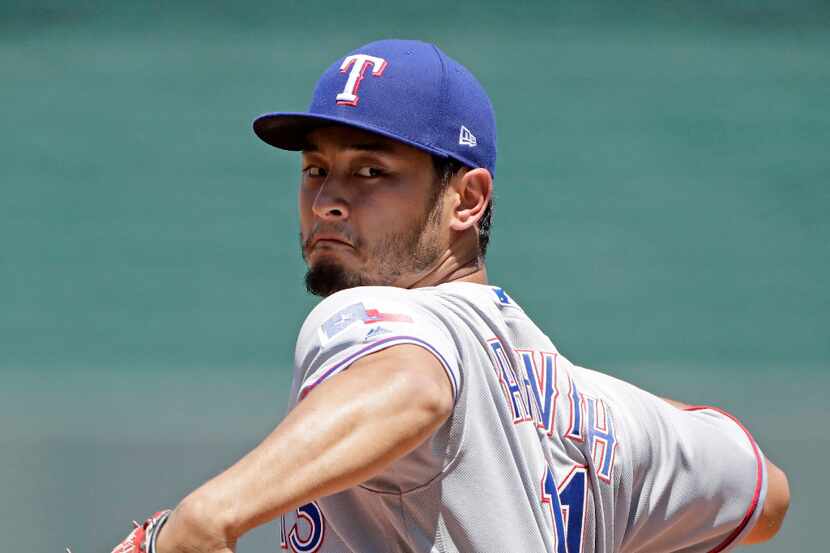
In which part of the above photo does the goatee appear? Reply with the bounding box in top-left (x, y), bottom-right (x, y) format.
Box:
top-left (304, 258), bottom-right (370, 297)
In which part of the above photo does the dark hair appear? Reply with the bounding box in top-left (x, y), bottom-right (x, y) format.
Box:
top-left (431, 156), bottom-right (493, 258)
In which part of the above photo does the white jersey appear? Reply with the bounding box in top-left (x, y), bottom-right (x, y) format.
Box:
top-left (280, 283), bottom-right (767, 553)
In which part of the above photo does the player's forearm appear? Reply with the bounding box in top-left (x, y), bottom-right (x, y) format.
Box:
top-left (157, 346), bottom-right (453, 553)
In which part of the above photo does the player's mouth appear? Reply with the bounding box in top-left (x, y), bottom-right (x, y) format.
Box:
top-left (308, 234), bottom-right (355, 251)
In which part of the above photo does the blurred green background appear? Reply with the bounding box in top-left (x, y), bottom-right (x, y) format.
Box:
top-left (2, 0), bottom-right (828, 551)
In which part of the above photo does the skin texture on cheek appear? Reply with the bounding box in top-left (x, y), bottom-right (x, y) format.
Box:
top-left (301, 187), bottom-right (445, 297)
top-left (364, 206), bottom-right (443, 282)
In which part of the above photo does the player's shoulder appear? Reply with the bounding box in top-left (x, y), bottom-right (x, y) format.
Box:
top-left (305, 285), bottom-right (422, 322)
top-left (433, 282), bottom-right (527, 315)
top-left (297, 283), bottom-right (526, 347)
top-left (297, 286), bottom-right (434, 344)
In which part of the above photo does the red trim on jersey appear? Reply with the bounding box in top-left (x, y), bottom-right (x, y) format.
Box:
top-left (682, 405), bottom-right (765, 553)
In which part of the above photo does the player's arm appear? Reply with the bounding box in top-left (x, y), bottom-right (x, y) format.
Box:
top-left (741, 458), bottom-right (789, 544)
top-left (660, 395), bottom-right (790, 545)
top-left (155, 344), bottom-right (454, 553)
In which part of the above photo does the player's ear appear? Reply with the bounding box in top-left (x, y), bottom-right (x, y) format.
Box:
top-left (449, 168), bottom-right (492, 232)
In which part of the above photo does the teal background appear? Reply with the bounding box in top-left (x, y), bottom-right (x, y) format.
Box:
top-left (2, 1), bottom-right (828, 551)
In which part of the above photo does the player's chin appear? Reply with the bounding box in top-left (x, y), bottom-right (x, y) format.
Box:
top-left (304, 258), bottom-right (368, 297)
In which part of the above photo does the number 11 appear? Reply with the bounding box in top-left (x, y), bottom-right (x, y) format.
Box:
top-left (542, 465), bottom-right (587, 553)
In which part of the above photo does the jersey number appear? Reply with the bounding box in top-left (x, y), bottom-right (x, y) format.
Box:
top-left (280, 501), bottom-right (325, 552)
top-left (542, 465), bottom-right (587, 553)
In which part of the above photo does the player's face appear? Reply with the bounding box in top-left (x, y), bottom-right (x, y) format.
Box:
top-left (298, 126), bottom-right (448, 297)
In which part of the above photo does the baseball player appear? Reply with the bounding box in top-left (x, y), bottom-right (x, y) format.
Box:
top-left (112, 39), bottom-right (789, 553)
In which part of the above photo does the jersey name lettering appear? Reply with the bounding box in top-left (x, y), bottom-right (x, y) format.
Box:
top-left (488, 339), bottom-right (618, 481)
top-left (585, 397), bottom-right (617, 482)
top-left (489, 339), bottom-right (533, 424)
top-left (518, 349), bottom-right (558, 436)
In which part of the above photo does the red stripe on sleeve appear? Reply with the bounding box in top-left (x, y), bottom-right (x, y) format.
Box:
top-left (682, 405), bottom-right (765, 553)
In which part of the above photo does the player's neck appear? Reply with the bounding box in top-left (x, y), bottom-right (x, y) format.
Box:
top-left (405, 239), bottom-right (488, 289)
top-left (408, 259), bottom-right (488, 289)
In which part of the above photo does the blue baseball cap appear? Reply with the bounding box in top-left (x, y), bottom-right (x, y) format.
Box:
top-left (253, 39), bottom-right (497, 176)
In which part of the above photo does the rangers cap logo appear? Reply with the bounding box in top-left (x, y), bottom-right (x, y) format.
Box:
top-left (335, 54), bottom-right (388, 106)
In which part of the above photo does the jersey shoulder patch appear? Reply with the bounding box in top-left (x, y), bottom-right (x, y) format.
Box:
top-left (319, 301), bottom-right (413, 344)
top-left (294, 286), bottom-right (461, 401)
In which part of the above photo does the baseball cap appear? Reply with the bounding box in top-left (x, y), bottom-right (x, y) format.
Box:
top-left (253, 39), bottom-right (497, 176)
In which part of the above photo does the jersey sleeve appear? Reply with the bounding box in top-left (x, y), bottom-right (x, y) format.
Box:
top-left (602, 375), bottom-right (768, 552)
top-left (293, 286), bottom-right (461, 402)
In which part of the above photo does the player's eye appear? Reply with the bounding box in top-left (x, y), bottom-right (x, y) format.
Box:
top-left (356, 167), bottom-right (385, 178)
top-left (304, 166), bottom-right (326, 178)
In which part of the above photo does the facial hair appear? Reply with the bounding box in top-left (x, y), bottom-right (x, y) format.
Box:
top-left (302, 199), bottom-right (443, 297)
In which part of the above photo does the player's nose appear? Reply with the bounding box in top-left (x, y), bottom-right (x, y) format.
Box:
top-left (311, 179), bottom-right (350, 221)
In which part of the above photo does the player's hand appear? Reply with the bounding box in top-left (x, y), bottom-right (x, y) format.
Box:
top-left (110, 510), bottom-right (171, 553)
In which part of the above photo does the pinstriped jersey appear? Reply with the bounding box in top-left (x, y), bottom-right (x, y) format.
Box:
top-left (280, 282), bottom-right (767, 553)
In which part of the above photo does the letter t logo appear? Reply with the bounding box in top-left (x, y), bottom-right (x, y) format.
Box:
top-left (336, 54), bottom-right (388, 106)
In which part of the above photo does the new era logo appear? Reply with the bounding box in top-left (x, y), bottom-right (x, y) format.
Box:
top-left (459, 125), bottom-right (477, 147)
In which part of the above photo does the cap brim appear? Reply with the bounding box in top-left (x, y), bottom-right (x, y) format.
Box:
top-left (253, 112), bottom-right (453, 160)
